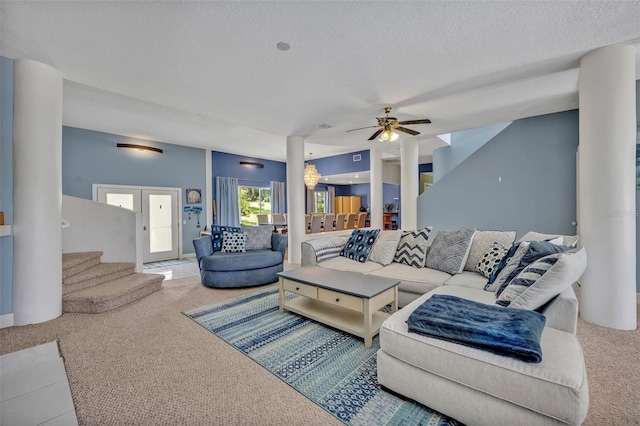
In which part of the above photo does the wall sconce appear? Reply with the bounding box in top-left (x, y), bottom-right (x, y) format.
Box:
top-left (240, 161), bottom-right (264, 168)
top-left (117, 143), bottom-right (163, 154)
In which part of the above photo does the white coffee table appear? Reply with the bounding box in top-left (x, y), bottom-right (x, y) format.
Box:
top-left (277, 266), bottom-right (399, 347)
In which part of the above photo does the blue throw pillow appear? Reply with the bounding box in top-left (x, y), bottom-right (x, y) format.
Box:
top-left (210, 225), bottom-right (241, 252)
top-left (340, 229), bottom-right (380, 263)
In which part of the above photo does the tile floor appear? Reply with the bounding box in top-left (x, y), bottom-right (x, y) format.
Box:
top-left (142, 258), bottom-right (200, 280)
top-left (1, 259), bottom-right (199, 425)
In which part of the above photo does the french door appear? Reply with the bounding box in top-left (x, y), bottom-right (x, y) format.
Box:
top-left (96, 185), bottom-right (180, 263)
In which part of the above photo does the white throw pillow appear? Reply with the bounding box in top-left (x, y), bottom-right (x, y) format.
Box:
top-left (369, 230), bottom-right (402, 266)
top-left (496, 248), bottom-right (587, 310)
top-left (517, 231), bottom-right (579, 248)
top-left (464, 230), bottom-right (516, 271)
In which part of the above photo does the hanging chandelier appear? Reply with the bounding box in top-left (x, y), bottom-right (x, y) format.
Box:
top-left (304, 153), bottom-right (321, 189)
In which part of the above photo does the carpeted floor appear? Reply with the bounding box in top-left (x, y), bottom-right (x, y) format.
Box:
top-left (1, 276), bottom-right (638, 425)
top-left (184, 287), bottom-right (459, 426)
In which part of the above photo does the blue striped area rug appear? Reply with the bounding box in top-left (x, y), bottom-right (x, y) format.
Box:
top-left (183, 287), bottom-right (460, 426)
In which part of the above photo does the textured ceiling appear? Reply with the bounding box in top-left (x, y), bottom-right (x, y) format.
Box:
top-left (1, 1), bottom-right (639, 163)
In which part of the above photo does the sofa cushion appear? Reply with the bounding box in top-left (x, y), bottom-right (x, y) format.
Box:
top-left (485, 241), bottom-right (530, 292)
top-left (517, 231), bottom-right (579, 248)
top-left (369, 230), bottom-right (402, 266)
top-left (317, 256), bottom-right (384, 274)
top-left (369, 263), bottom-right (451, 295)
top-left (443, 271), bottom-right (488, 290)
top-left (464, 230), bottom-right (516, 272)
top-left (340, 229), bottom-right (380, 263)
top-left (200, 249), bottom-right (282, 272)
top-left (380, 288), bottom-right (589, 425)
top-left (210, 226), bottom-right (241, 252)
top-left (476, 242), bottom-right (509, 279)
top-left (496, 241), bottom-right (572, 297)
top-left (496, 248), bottom-right (586, 309)
top-left (393, 227), bottom-right (433, 268)
top-left (425, 228), bottom-right (475, 274)
top-left (221, 231), bottom-right (246, 253)
top-left (241, 224), bottom-right (272, 250)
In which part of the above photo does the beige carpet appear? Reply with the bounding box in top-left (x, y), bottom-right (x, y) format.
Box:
top-left (1, 277), bottom-right (638, 425)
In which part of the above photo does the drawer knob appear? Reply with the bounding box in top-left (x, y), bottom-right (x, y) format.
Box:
top-left (296, 287), bottom-right (300, 291)
top-left (336, 298), bottom-right (340, 302)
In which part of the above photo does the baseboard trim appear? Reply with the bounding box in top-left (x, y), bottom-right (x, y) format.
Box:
top-left (0, 313), bottom-right (14, 328)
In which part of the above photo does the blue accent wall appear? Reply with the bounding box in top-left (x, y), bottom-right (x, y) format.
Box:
top-left (211, 151), bottom-right (286, 202)
top-left (419, 163), bottom-right (433, 173)
top-left (350, 183), bottom-right (370, 210)
top-left (62, 127), bottom-right (206, 254)
top-left (383, 183), bottom-right (401, 229)
top-left (313, 149), bottom-right (370, 176)
top-left (0, 56), bottom-right (14, 315)
top-left (418, 110), bottom-right (578, 237)
top-left (433, 122), bottom-right (511, 182)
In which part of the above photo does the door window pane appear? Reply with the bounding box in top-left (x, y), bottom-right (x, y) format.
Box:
top-left (106, 193), bottom-right (134, 211)
top-left (149, 194), bottom-right (172, 253)
top-left (239, 186), bottom-right (271, 225)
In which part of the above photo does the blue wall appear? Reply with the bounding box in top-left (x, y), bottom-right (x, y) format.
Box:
top-left (433, 122), bottom-right (511, 182)
top-left (419, 110), bottom-right (579, 237)
top-left (635, 80), bottom-right (639, 293)
top-left (211, 151), bottom-right (286, 202)
top-left (350, 183), bottom-right (370, 210)
top-left (0, 56), bottom-right (14, 315)
top-left (314, 149), bottom-right (370, 176)
top-left (62, 127), bottom-right (206, 254)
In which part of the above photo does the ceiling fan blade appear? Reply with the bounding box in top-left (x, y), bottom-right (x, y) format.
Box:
top-left (396, 126), bottom-right (420, 136)
top-left (367, 129), bottom-right (383, 141)
top-left (398, 119), bottom-right (431, 125)
top-left (346, 125), bottom-right (379, 133)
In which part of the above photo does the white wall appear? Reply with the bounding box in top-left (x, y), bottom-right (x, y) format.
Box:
top-left (62, 195), bottom-right (142, 272)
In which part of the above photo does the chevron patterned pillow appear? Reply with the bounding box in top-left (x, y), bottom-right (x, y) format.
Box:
top-left (393, 227), bottom-right (433, 268)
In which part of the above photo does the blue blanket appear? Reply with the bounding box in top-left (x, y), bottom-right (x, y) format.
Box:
top-left (407, 295), bottom-right (546, 363)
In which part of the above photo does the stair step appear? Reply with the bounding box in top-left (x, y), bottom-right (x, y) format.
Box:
top-left (62, 251), bottom-right (103, 280)
top-left (63, 262), bottom-right (136, 295)
top-left (63, 273), bottom-right (164, 314)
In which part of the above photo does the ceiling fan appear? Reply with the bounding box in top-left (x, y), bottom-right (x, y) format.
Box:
top-left (346, 107), bottom-right (431, 142)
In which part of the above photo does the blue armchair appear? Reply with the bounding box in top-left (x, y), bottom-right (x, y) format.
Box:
top-left (193, 233), bottom-right (287, 288)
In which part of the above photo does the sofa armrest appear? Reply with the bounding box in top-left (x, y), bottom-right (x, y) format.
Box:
top-left (271, 233), bottom-right (288, 258)
top-left (301, 236), bottom-right (349, 266)
top-left (537, 285), bottom-right (579, 334)
top-left (193, 236), bottom-right (214, 267)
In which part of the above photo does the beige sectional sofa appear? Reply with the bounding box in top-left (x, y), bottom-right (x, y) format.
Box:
top-left (301, 228), bottom-right (588, 425)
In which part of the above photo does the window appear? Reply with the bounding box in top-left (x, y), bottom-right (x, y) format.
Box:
top-left (239, 186), bottom-right (271, 225)
top-left (314, 191), bottom-right (326, 213)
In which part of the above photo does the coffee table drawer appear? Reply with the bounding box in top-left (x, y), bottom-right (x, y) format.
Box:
top-left (283, 280), bottom-right (317, 298)
top-left (318, 288), bottom-right (362, 312)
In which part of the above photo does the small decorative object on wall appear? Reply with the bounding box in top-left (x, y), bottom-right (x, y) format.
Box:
top-left (187, 189), bottom-right (202, 204)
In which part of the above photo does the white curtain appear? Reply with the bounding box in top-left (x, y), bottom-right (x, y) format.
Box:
top-left (306, 188), bottom-right (315, 213)
top-left (270, 181), bottom-right (286, 213)
top-left (327, 186), bottom-right (335, 213)
top-left (216, 176), bottom-right (240, 227)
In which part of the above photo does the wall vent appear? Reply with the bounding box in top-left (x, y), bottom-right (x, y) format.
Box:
top-left (353, 154), bottom-right (361, 162)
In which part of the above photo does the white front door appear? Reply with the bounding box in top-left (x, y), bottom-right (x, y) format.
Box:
top-left (97, 185), bottom-right (180, 263)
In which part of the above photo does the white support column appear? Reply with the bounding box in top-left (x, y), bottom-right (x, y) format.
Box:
top-left (369, 149), bottom-right (383, 229)
top-left (286, 136), bottom-right (305, 264)
top-left (13, 59), bottom-right (63, 325)
top-left (400, 138), bottom-right (419, 231)
top-left (578, 45), bottom-right (637, 330)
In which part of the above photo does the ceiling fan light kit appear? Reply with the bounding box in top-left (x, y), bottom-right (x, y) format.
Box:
top-left (347, 106), bottom-right (431, 142)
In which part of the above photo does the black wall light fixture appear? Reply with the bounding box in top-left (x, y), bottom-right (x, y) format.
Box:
top-left (117, 143), bottom-right (163, 154)
top-left (239, 161), bottom-right (264, 168)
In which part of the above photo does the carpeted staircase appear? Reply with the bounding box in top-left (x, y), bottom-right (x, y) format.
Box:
top-left (62, 251), bottom-right (164, 314)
